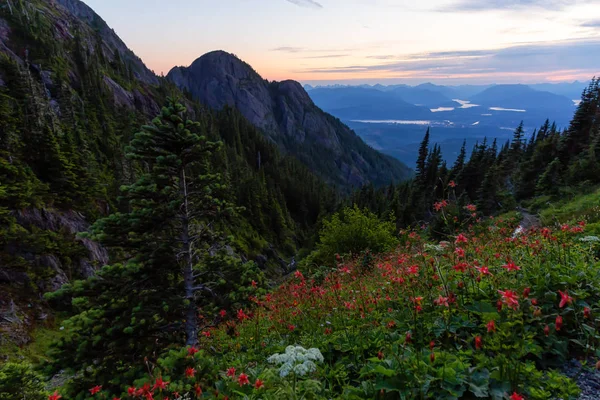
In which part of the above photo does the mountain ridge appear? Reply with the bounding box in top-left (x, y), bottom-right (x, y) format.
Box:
top-left (167, 50), bottom-right (412, 187)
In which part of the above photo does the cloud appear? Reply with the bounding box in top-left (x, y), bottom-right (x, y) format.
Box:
top-left (440, 0), bottom-right (583, 12)
top-left (298, 38), bottom-right (600, 82)
top-left (271, 46), bottom-right (306, 53)
top-left (581, 19), bottom-right (600, 28)
top-left (285, 0), bottom-right (323, 9)
top-left (303, 54), bottom-right (350, 59)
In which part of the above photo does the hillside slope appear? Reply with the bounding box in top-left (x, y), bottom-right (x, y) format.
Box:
top-left (0, 0), bottom-right (338, 352)
top-left (167, 51), bottom-right (412, 187)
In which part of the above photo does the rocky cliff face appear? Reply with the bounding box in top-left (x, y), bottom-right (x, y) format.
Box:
top-left (168, 51), bottom-right (411, 187)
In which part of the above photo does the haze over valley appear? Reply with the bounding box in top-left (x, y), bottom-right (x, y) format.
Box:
top-left (305, 81), bottom-right (586, 165)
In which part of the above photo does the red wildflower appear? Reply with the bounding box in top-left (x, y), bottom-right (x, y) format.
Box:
top-left (377, 351), bottom-right (384, 360)
top-left (477, 266), bottom-right (491, 275)
top-left (498, 290), bottom-right (519, 310)
top-left (127, 387), bottom-right (136, 396)
top-left (558, 290), bottom-right (574, 308)
top-left (434, 295), bottom-right (449, 307)
top-left (407, 265), bottom-right (419, 275)
top-left (510, 393), bottom-right (524, 400)
top-left (465, 204), bottom-right (477, 212)
top-left (455, 233), bottom-right (468, 244)
top-left (251, 280), bottom-right (257, 287)
top-left (48, 392), bottom-right (62, 400)
top-left (453, 262), bottom-right (468, 272)
top-left (324, 328), bottom-right (332, 335)
top-left (486, 320), bottom-right (496, 333)
top-left (219, 309), bottom-right (227, 318)
top-left (238, 373), bottom-right (250, 386)
top-left (187, 347), bottom-right (199, 356)
top-left (294, 270), bottom-right (304, 279)
top-left (475, 336), bottom-right (482, 350)
top-left (584, 307), bottom-right (591, 319)
top-left (502, 261), bottom-right (521, 272)
top-left (430, 352), bottom-right (435, 363)
top-left (288, 324), bottom-right (295, 331)
top-left (449, 180), bottom-right (457, 188)
top-left (523, 287), bottom-right (531, 298)
top-left (226, 367), bottom-right (236, 377)
top-left (194, 384), bottom-right (202, 397)
top-left (430, 340), bottom-right (435, 350)
top-left (556, 315), bottom-right (563, 331)
top-left (387, 321), bottom-right (396, 329)
top-left (185, 367), bottom-right (196, 378)
top-left (113, 398), bottom-right (121, 400)
top-left (254, 379), bottom-right (264, 389)
top-left (405, 331), bottom-right (412, 344)
top-left (89, 386), bottom-right (102, 395)
top-left (153, 377), bottom-right (169, 391)
top-left (544, 325), bottom-right (550, 336)
top-left (202, 331), bottom-right (211, 338)
top-left (237, 309), bottom-right (249, 321)
top-left (497, 300), bottom-right (503, 312)
top-left (455, 247), bottom-right (465, 258)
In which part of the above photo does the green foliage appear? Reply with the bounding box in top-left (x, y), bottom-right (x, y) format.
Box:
top-left (59, 219), bottom-right (600, 399)
top-left (304, 206), bottom-right (398, 267)
top-left (0, 362), bottom-right (47, 400)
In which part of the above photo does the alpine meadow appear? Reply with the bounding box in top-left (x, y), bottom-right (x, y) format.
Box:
top-left (1, 1), bottom-right (600, 399)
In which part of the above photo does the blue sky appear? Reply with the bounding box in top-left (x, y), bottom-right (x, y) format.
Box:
top-left (85, 0), bottom-right (600, 84)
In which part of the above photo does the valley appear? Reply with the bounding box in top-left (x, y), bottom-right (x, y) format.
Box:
top-left (306, 83), bottom-right (583, 165)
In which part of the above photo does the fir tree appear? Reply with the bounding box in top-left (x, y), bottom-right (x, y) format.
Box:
top-left (47, 99), bottom-right (254, 391)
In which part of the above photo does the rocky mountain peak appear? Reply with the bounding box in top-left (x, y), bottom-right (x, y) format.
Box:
top-left (167, 51), bottom-right (411, 187)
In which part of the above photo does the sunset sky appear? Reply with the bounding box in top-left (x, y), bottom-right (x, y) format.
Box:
top-left (85, 0), bottom-right (600, 85)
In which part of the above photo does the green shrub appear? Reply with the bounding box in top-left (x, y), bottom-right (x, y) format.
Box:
top-left (0, 362), bottom-right (47, 400)
top-left (303, 206), bottom-right (398, 268)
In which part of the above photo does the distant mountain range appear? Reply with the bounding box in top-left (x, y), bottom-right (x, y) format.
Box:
top-left (305, 81), bottom-right (588, 101)
top-left (167, 52), bottom-right (411, 187)
top-left (305, 82), bottom-right (578, 126)
top-left (305, 81), bottom-right (583, 168)
top-left (469, 84), bottom-right (575, 110)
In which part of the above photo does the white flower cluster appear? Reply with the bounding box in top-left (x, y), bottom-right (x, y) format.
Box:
top-left (580, 236), bottom-right (600, 242)
top-left (267, 345), bottom-right (324, 377)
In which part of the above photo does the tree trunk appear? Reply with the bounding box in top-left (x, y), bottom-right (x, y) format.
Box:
top-left (180, 168), bottom-right (198, 346)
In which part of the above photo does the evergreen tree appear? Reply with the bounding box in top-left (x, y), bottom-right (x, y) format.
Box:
top-left (47, 100), bottom-right (258, 392)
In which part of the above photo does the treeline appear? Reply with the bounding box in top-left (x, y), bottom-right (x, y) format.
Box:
top-left (351, 79), bottom-right (600, 231)
top-left (0, 0), bottom-right (336, 308)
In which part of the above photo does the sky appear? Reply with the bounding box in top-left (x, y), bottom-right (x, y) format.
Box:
top-left (84, 0), bottom-right (600, 85)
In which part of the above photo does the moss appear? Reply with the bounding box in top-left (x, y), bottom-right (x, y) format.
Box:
top-left (0, 318), bottom-right (65, 366)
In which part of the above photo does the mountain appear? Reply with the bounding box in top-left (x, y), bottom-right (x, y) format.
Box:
top-left (308, 86), bottom-right (433, 120)
top-left (414, 83), bottom-right (460, 100)
top-left (530, 81), bottom-right (590, 100)
top-left (469, 84), bottom-right (576, 110)
top-left (0, 0), bottom-right (344, 356)
top-left (167, 51), bottom-right (411, 187)
top-left (389, 86), bottom-right (456, 107)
